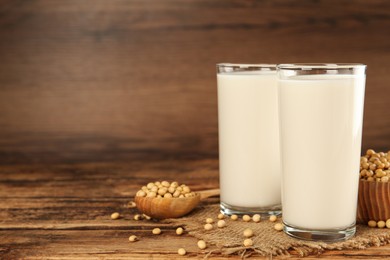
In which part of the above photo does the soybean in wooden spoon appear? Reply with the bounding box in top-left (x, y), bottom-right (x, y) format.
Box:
top-left (135, 187), bottom-right (220, 219)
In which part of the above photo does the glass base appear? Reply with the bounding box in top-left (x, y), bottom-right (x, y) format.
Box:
top-left (220, 201), bottom-right (281, 216)
top-left (283, 221), bottom-right (356, 242)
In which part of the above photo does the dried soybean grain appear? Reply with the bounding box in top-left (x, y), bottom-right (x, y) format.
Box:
top-left (204, 223), bottom-right (213, 231)
top-left (136, 190), bottom-right (146, 197)
top-left (217, 220), bottom-right (226, 228)
top-left (178, 248), bottom-right (186, 255)
top-left (368, 220), bottom-right (377, 228)
top-left (136, 181), bottom-right (196, 199)
top-left (242, 215), bottom-right (251, 222)
top-left (243, 238), bottom-right (253, 247)
top-left (252, 214), bottom-right (261, 222)
top-left (387, 219), bottom-right (390, 228)
top-left (129, 235), bottom-right (138, 242)
top-left (147, 191), bottom-right (157, 198)
top-left (142, 214), bottom-right (151, 220)
top-left (197, 240), bottom-right (207, 249)
top-left (176, 227), bottom-right (184, 235)
top-left (164, 193), bottom-right (173, 198)
top-left (110, 212), bottom-right (120, 220)
top-left (231, 214), bottom-right (238, 221)
top-left (274, 223), bottom-right (284, 231)
top-left (378, 220), bottom-right (386, 228)
top-left (134, 214), bottom-right (142, 221)
top-left (243, 228), bottom-right (253, 238)
top-left (269, 215), bottom-right (277, 222)
top-left (152, 228), bottom-right (161, 235)
top-left (206, 218), bottom-right (214, 224)
top-left (360, 150), bottom-right (390, 181)
top-left (127, 201), bottom-right (136, 208)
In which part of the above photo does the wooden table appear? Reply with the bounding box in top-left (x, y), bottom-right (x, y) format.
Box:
top-left (1, 158), bottom-right (390, 259)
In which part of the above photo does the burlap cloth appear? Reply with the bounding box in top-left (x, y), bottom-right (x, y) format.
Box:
top-left (164, 203), bottom-right (390, 258)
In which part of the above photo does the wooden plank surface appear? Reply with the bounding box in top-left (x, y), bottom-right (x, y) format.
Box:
top-left (1, 159), bottom-right (390, 259)
top-left (0, 0), bottom-right (389, 164)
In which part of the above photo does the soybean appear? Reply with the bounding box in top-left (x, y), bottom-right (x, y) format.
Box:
top-left (204, 223), bottom-right (213, 231)
top-left (252, 214), bottom-right (261, 223)
top-left (269, 215), bottom-right (277, 222)
top-left (205, 218), bottom-right (214, 224)
top-left (368, 220), bottom-right (377, 228)
top-left (243, 238), bottom-right (253, 247)
top-left (129, 235), bottom-right (138, 242)
top-left (197, 240), bottom-right (207, 249)
top-left (378, 220), bottom-right (386, 228)
top-left (176, 227), bottom-right (184, 235)
top-left (110, 212), bottom-right (120, 220)
top-left (274, 223), bottom-right (284, 231)
top-left (178, 248), bottom-right (186, 255)
top-left (152, 228), bottom-right (161, 235)
top-left (242, 215), bottom-right (251, 222)
top-left (243, 228), bottom-right (253, 238)
top-left (217, 220), bottom-right (226, 228)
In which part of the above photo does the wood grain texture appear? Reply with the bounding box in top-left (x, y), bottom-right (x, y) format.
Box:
top-left (1, 159), bottom-right (390, 259)
top-left (0, 0), bottom-right (389, 163)
top-left (357, 180), bottom-right (390, 223)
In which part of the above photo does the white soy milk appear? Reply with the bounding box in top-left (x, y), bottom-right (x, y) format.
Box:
top-left (217, 71), bottom-right (281, 209)
top-left (279, 74), bottom-right (365, 229)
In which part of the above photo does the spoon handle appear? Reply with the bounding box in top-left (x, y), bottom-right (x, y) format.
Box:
top-left (197, 189), bottom-right (220, 200)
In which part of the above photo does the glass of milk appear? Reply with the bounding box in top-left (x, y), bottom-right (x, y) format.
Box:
top-left (217, 63), bottom-right (281, 216)
top-left (277, 63), bottom-right (366, 241)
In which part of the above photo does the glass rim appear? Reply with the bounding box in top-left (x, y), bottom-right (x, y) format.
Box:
top-left (217, 63), bottom-right (277, 69)
top-left (277, 63), bottom-right (366, 70)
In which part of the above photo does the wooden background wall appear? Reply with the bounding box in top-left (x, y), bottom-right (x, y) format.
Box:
top-left (0, 0), bottom-right (389, 164)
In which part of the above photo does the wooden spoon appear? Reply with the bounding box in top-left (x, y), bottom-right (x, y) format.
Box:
top-left (135, 189), bottom-right (220, 219)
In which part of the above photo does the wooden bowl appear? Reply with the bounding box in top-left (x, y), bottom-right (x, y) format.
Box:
top-left (357, 180), bottom-right (390, 223)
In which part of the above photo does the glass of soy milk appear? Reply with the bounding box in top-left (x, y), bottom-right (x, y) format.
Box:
top-left (217, 64), bottom-right (281, 216)
top-left (277, 64), bottom-right (366, 242)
